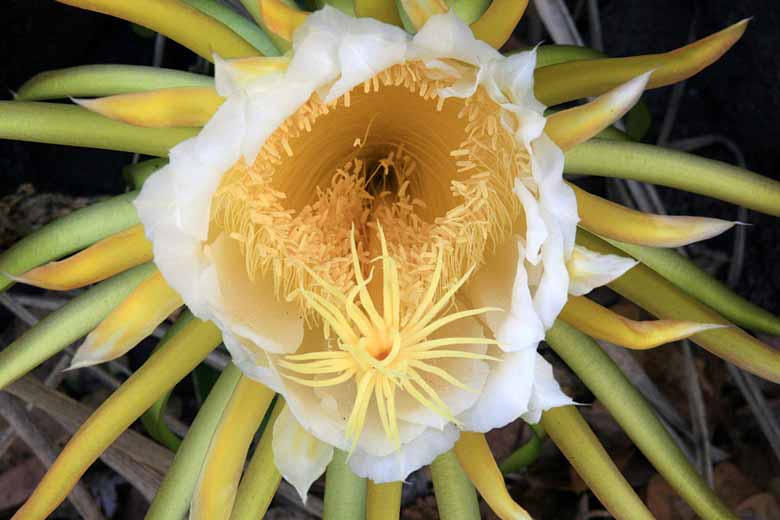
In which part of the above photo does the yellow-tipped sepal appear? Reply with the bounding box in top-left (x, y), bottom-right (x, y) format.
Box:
top-left (398, 0), bottom-right (449, 30)
top-left (258, 0), bottom-right (309, 44)
top-left (560, 295), bottom-right (725, 350)
top-left (13, 224), bottom-right (152, 291)
top-left (546, 72), bottom-right (650, 150)
top-left (535, 19), bottom-right (748, 106)
top-left (69, 269), bottom-right (183, 370)
top-left (470, 0), bottom-right (529, 49)
top-left (572, 184), bottom-right (736, 247)
top-left (75, 88), bottom-right (224, 128)
top-left (454, 432), bottom-right (532, 520)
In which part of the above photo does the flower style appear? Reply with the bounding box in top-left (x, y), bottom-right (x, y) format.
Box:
top-left (4, 1), bottom-right (780, 519)
top-left (135, 7), bottom-right (634, 493)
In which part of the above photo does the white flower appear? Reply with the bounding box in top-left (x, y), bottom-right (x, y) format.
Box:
top-left (135, 7), bottom-right (626, 499)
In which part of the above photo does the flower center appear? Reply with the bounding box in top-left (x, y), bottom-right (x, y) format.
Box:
top-left (210, 61), bottom-right (531, 324)
top-left (278, 227), bottom-right (498, 451)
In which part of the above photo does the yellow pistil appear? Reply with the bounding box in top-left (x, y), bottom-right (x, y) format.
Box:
top-left (280, 227), bottom-right (498, 452)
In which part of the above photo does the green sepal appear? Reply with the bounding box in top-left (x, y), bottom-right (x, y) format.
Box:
top-left (499, 423), bottom-right (545, 474)
top-left (0, 263), bottom-right (156, 391)
top-left (564, 139), bottom-right (780, 217)
top-left (0, 191), bottom-right (140, 293)
top-left (546, 320), bottom-right (737, 520)
top-left (15, 65), bottom-right (213, 101)
top-left (431, 451), bottom-right (481, 520)
top-left (607, 238), bottom-right (780, 336)
top-left (123, 158), bottom-right (169, 190)
top-left (146, 364), bottom-right (242, 520)
top-left (139, 310), bottom-right (196, 451)
top-left (182, 0), bottom-right (281, 56)
top-left (323, 449), bottom-right (367, 519)
top-left (0, 102), bottom-right (197, 156)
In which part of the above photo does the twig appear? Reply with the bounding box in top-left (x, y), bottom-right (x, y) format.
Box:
top-left (533, 0), bottom-right (584, 45)
top-left (0, 392), bottom-right (105, 519)
top-left (682, 341), bottom-right (714, 487)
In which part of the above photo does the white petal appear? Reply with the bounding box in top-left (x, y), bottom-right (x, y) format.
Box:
top-left (521, 354), bottom-right (574, 424)
top-left (272, 406), bottom-right (333, 503)
top-left (468, 237), bottom-right (546, 352)
top-left (347, 424), bottom-right (460, 483)
top-left (567, 245), bottom-right (638, 296)
top-left (410, 11), bottom-right (498, 66)
top-left (458, 347), bottom-right (536, 432)
top-left (532, 210), bottom-right (570, 329)
top-left (512, 178), bottom-right (547, 264)
top-left (205, 234), bottom-right (304, 354)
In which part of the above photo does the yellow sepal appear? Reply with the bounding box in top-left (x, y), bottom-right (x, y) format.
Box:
top-left (470, 0), bottom-right (529, 49)
top-left (76, 87), bottom-right (224, 128)
top-left (191, 376), bottom-right (275, 520)
top-left (15, 224), bottom-right (151, 291)
top-left (535, 19), bottom-right (748, 106)
top-left (69, 270), bottom-right (183, 370)
top-left (56, 0), bottom-right (259, 61)
top-left (454, 432), bottom-right (532, 520)
top-left (258, 0), bottom-right (310, 44)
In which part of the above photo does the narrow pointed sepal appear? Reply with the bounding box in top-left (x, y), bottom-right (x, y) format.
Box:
top-left (469, 0), bottom-right (528, 49)
top-left (573, 184), bottom-right (736, 247)
top-left (75, 88), bottom-right (224, 128)
top-left (56, 0), bottom-right (259, 61)
top-left (454, 432), bottom-right (532, 519)
top-left (567, 245), bottom-right (637, 296)
top-left (541, 406), bottom-right (655, 520)
top-left (535, 19), bottom-right (749, 106)
top-left (12, 319), bottom-right (221, 520)
top-left (13, 225), bottom-right (151, 291)
top-left (560, 295), bottom-right (724, 350)
top-left (258, 0), bottom-right (310, 44)
top-left (16, 65), bottom-right (213, 101)
top-left (577, 230), bottom-right (780, 383)
top-left (68, 270), bottom-right (183, 370)
top-left (546, 72), bottom-right (650, 150)
top-left (191, 376), bottom-right (274, 520)
top-left (398, 0), bottom-right (449, 31)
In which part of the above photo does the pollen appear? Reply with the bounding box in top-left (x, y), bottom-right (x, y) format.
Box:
top-left (210, 61), bottom-right (532, 325)
top-left (278, 226), bottom-right (499, 451)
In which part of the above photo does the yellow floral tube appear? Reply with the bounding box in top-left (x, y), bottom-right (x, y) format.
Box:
top-left (560, 295), bottom-right (722, 350)
top-left (56, 0), bottom-right (259, 60)
top-left (572, 184), bottom-right (735, 247)
top-left (69, 270), bottom-right (183, 370)
top-left (77, 88), bottom-right (225, 128)
top-left (15, 225), bottom-right (151, 291)
top-left (366, 480), bottom-right (402, 520)
top-left (454, 432), bottom-right (531, 520)
top-left (577, 230), bottom-right (780, 383)
top-left (542, 406), bottom-right (654, 520)
top-left (535, 19), bottom-right (747, 106)
top-left (191, 376), bottom-right (275, 520)
top-left (12, 319), bottom-right (222, 519)
top-left (470, 0), bottom-right (528, 49)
